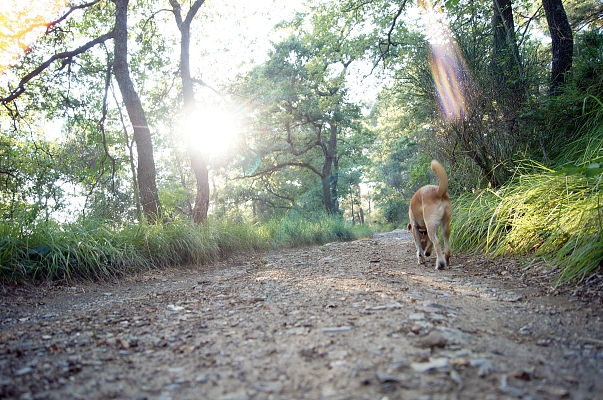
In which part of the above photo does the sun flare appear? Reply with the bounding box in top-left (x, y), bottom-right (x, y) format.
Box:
top-left (418, 0), bottom-right (472, 121)
top-left (185, 107), bottom-right (239, 155)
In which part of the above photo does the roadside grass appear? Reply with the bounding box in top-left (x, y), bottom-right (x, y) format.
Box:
top-left (454, 100), bottom-right (603, 282)
top-left (0, 214), bottom-right (374, 282)
top-left (452, 163), bottom-right (603, 282)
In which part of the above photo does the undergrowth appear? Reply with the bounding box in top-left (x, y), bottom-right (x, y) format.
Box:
top-left (453, 97), bottom-right (603, 282)
top-left (453, 163), bottom-right (603, 282)
top-left (0, 214), bottom-right (374, 282)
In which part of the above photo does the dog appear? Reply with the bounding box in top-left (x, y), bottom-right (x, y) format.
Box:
top-left (407, 160), bottom-right (452, 270)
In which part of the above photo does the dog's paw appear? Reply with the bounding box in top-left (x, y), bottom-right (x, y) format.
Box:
top-left (425, 251), bottom-right (431, 257)
top-left (435, 260), bottom-right (446, 270)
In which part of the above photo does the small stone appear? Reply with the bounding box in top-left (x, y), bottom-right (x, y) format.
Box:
top-left (419, 331), bottom-right (447, 349)
top-left (14, 367), bottom-right (33, 376)
top-left (165, 383), bottom-right (181, 391)
top-left (322, 326), bottom-right (352, 333)
top-left (390, 360), bottom-right (407, 370)
top-left (376, 370), bottom-right (399, 383)
top-left (411, 357), bottom-right (450, 373)
top-left (499, 375), bottom-right (523, 397)
top-left (470, 359), bottom-right (494, 377)
top-left (450, 369), bottom-right (463, 387)
top-left (409, 313), bottom-right (425, 320)
top-left (540, 386), bottom-right (570, 398)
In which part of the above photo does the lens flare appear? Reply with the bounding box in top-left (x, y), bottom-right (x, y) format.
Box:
top-left (419, 0), bottom-right (473, 122)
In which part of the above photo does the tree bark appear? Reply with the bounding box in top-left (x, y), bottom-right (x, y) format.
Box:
top-left (330, 155), bottom-right (340, 214)
top-left (542, 0), bottom-right (573, 95)
top-left (492, 0), bottom-right (516, 86)
top-left (492, 0), bottom-right (527, 136)
top-left (170, 0), bottom-right (209, 224)
top-left (321, 122), bottom-right (338, 215)
top-left (112, 0), bottom-right (161, 221)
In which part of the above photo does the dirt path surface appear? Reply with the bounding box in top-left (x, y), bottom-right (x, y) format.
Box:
top-left (2, 230), bottom-right (603, 400)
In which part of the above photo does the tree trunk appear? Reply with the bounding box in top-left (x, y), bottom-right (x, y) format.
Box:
top-left (492, 0), bottom-right (526, 135)
top-left (330, 155), bottom-right (339, 214)
top-left (321, 166), bottom-right (333, 215)
top-left (321, 122), bottom-right (338, 215)
top-left (112, 0), bottom-right (161, 221)
top-left (492, 0), bottom-right (517, 86)
top-left (542, 0), bottom-right (573, 95)
top-left (170, 0), bottom-right (209, 224)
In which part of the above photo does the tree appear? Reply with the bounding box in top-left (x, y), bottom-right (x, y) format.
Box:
top-left (1, 0), bottom-right (163, 222)
top-left (113, 0), bottom-right (161, 220)
top-left (542, 0), bottom-right (573, 94)
top-left (169, 0), bottom-right (209, 224)
top-left (233, 29), bottom-right (368, 215)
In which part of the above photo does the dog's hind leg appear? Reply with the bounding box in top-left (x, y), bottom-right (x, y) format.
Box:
top-left (442, 218), bottom-right (451, 266)
top-left (409, 223), bottom-right (427, 264)
top-left (425, 223), bottom-right (446, 270)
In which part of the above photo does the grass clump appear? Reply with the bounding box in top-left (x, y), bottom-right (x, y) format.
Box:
top-left (452, 163), bottom-right (603, 282)
top-left (0, 213), bottom-right (372, 283)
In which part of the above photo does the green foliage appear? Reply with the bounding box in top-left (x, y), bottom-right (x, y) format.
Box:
top-left (536, 30), bottom-right (603, 162)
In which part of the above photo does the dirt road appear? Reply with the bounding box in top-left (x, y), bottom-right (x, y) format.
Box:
top-left (1, 230), bottom-right (602, 400)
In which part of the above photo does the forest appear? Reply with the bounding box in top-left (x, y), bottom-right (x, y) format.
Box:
top-left (0, 0), bottom-right (601, 283)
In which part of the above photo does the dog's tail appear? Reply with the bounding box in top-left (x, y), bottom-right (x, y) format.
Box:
top-left (431, 160), bottom-right (448, 197)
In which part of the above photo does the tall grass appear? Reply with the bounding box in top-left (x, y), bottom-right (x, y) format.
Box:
top-left (453, 97), bottom-right (603, 282)
top-left (453, 164), bottom-right (603, 282)
top-left (0, 213), bottom-right (373, 282)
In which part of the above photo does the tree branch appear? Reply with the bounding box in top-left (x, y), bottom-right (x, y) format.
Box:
top-left (46, 0), bottom-right (103, 33)
top-left (1, 31), bottom-right (115, 104)
top-left (243, 162), bottom-right (323, 179)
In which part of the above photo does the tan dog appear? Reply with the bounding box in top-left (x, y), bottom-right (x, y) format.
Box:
top-left (407, 160), bottom-right (452, 270)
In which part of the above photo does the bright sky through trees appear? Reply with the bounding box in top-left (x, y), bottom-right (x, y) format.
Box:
top-left (0, 0), bottom-right (66, 73)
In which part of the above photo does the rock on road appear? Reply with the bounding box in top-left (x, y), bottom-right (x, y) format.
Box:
top-left (1, 229), bottom-right (603, 399)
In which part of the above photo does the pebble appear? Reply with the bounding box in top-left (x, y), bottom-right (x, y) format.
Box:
top-left (470, 359), bottom-right (494, 377)
top-left (409, 313), bottom-right (425, 320)
top-left (499, 375), bottom-right (523, 397)
top-left (450, 369), bottom-right (463, 387)
top-left (419, 331), bottom-right (447, 349)
top-left (376, 371), bottom-right (400, 383)
top-left (14, 367), bottom-right (33, 376)
top-left (411, 357), bottom-right (451, 373)
top-left (322, 326), bottom-right (352, 333)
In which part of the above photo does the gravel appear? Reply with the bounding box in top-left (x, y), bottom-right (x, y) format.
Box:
top-left (1, 229), bottom-right (602, 399)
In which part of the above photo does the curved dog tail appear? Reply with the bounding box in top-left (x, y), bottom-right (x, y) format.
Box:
top-left (431, 160), bottom-right (448, 197)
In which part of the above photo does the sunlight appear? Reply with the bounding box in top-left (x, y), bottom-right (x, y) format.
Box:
top-left (0, 0), bottom-right (66, 73)
top-left (418, 0), bottom-right (473, 122)
top-left (185, 107), bottom-right (239, 155)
